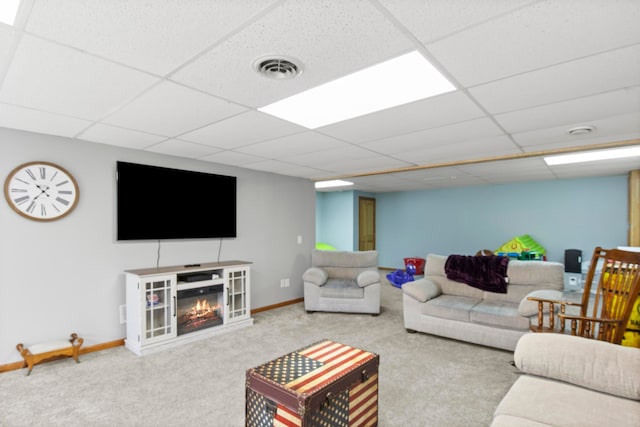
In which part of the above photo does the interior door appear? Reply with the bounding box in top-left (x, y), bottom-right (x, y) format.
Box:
top-left (358, 197), bottom-right (376, 251)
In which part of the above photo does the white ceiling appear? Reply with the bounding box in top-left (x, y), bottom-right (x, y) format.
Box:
top-left (1, 0), bottom-right (639, 192)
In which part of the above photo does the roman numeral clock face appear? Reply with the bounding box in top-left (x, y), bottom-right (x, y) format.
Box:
top-left (4, 161), bottom-right (79, 221)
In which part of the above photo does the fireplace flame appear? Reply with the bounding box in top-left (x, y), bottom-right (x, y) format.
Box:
top-left (189, 299), bottom-right (218, 319)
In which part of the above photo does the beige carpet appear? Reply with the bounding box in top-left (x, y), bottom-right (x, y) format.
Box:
top-left (0, 279), bottom-right (519, 426)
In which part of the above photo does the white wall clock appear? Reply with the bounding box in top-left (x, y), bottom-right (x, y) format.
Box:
top-left (4, 161), bottom-right (79, 222)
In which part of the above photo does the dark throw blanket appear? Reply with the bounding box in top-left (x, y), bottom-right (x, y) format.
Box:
top-left (444, 255), bottom-right (510, 293)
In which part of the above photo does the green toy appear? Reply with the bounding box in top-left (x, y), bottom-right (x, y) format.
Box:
top-left (495, 234), bottom-right (546, 260)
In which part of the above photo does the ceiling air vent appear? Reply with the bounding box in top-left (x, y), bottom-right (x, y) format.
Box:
top-left (254, 57), bottom-right (302, 80)
top-left (567, 125), bottom-right (596, 136)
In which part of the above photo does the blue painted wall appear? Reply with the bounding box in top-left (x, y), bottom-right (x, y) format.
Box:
top-left (318, 175), bottom-right (629, 268)
top-left (316, 191), bottom-right (355, 250)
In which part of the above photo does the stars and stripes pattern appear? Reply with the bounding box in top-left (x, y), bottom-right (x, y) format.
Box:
top-left (246, 340), bottom-right (378, 427)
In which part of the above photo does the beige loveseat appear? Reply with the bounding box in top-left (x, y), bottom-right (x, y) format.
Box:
top-left (303, 250), bottom-right (381, 314)
top-left (492, 333), bottom-right (640, 426)
top-left (402, 254), bottom-right (564, 351)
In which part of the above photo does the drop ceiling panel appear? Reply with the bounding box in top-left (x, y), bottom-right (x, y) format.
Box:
top-left (494, 87), bottom-right (640, 134)
top-left (272, 165), bottom-right (329, 179)
top-left (378, 0), bottom-right (534, 44)
top-left (78, 123), bottom-right (167, 149)
top-left (103, 81), bottom-right (247, 137)
top-left (1, 2), bottom-right (639, 193)
top-left (0, 103), bottom-right (91, 138)
top-left (395, 135), bottom-right (521, 164)
top-left (242, 159), bottom-right (304, 174)
top-left (549, 157), bottom-right (640, 179)
top-left (0, 35), bottom-right (158, 120)
top-left (200, 150), bottom-right (266, 167)
top-left (144, 139), bottom-right (219, 159)
top-left (319, 91), bottom-right (485, 143)
top-left (456, 157), bottom-right (549, 175)
top-left (428, 0), bottom-right (640, 86)
top-left (321, 155), bottom-right (413, 176)
top-left (469, 44), bottom-right (640, 114)
top-left (170, 0), bottom-right (414, 108)
top-left (361, 117), bottom-right (507, 155)
top-left (280, 144), bottom-right (383, 169)
top-left (25, 0), bottom-right (279, 75)
top-left (237, 132), bottom-right (349, 158)
top-left (0, 25), bottom-right (18, 69)
top-left (456, 157), bottom-right (556, 183)
top-left (180, 110), bottom-right (305, 149)
top-left (513, 113), bottom-right (640, 148)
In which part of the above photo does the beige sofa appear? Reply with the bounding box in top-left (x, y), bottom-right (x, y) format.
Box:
top-left (492, 333), bottom-right (640, 426)
top-left (303, 250), bottom-right (381, 314)
top-left (402, 254), bottom-right (564, 351)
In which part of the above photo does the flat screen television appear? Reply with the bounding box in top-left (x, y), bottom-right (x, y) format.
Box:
top-left (116, 161), bottom-right (236, 240)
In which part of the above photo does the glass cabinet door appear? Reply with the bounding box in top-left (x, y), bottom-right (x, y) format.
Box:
top-left (226, 267), bottom-right (250, 323)
top-left (142, 275), bottom-right (176, 344)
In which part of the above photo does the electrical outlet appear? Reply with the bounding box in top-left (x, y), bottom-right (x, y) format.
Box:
top-left (119, 304), bottom-right (126, 324)
top-left (280, 278), bottom-right (290, 288)
top-left (297, 235), bottom-right (302, 244)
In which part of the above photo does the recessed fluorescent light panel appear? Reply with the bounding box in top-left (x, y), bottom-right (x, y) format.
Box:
top-left (0, 0), bottom-right (21, 26)
top-left (315, 180), bottom-right (354, 189)
top-left (259, 51), bottom-right (456, 129)
top-left (544, 146), bottom-right (640, 166)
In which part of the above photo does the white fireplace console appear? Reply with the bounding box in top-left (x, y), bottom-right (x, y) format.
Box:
top-left (124, 261), bottom-right (253, 355)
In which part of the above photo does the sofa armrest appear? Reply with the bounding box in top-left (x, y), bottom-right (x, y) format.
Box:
top-left (303, 267), bottom-right (328, 286)
top-left (356, 270), bottom-right (380, 287)
top-left (514, 333), bottom-right (640, 400)
top-left (402, 278), bottom-right (442, 303)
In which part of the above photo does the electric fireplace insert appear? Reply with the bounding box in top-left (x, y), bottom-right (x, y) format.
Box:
top-left (176, 284), bottom-right (224, 336)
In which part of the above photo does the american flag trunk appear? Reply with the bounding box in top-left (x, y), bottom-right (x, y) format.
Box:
top-left (246, 340), bottom-right (379, 426)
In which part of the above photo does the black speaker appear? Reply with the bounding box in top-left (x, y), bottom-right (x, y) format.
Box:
top-left (564, 249), bottom-right (582, 273)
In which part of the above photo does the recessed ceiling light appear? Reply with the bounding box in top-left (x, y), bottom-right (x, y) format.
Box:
top-left (315, 180), bottom-right (354, 189)
top-left (259, 50), bottom-right (456, 129)
top-left (544, 145), bottom-right (640, 166)
top-left (0, 0), bottom-right (21, 25)
top-left (567, 125), bottom-right (596, 136)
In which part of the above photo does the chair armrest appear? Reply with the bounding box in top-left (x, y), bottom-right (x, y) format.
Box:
top-left (557, 314), bottom-right (624, 341)
top-left (514, 333), bottom-right (640, 400)
top-left (519, 289), bottom-right (566, 316)
top-left (402, 278), bottom-right (441, 303)
top-left (356, 270), bottom-right (380, 287)
top-left (303, 267), bottom-right (328, 286)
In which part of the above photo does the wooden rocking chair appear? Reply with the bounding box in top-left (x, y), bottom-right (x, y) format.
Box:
top-left (528, 247), bottom-right (640, 344)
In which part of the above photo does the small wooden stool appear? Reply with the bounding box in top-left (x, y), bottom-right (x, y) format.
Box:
top-left (16, 333), bottom-right (83, 376)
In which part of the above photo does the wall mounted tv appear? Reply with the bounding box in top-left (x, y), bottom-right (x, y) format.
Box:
top-left (116, 161), bottom-right (236, 240)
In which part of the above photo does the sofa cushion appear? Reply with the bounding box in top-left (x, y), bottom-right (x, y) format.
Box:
top-left (470, 301), bottom-right (531, 330)
top-left (483, 262), bottom-right (564, 305)
top-left (423, 295), bottom-right (480, 322)
top-left (312, 250), bottom-right (378, 281)
top-left (491, 414), bottom-right (551, 427)
top-left (402, 278), bottom-right (441, 303)
top-left (494, 375), bottom-right (640, 427)
top-left (515, 333), bottom-right (640, 400)
top-left (302, 267), bottom-right (329, 286)
top-left (319, 279), bottom-right (364, 299)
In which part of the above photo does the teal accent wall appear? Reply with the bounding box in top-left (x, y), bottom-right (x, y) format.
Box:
top-left (316, 191), bottom-right (355, 250)
top-left (318, 175), bottom-right (629, 268)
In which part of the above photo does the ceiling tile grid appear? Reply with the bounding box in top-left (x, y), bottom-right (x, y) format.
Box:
top-left (0, 0), bottom-right (638, 192)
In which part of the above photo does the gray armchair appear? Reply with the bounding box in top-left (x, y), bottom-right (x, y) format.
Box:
top-left (303, 250), bottom-right (381, 315)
